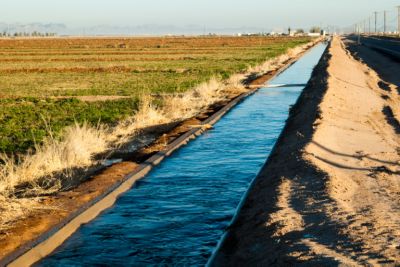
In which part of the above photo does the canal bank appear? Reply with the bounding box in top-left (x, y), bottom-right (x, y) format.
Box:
top-left (212, 37), bottom-right (400, 266)
top-left (31, 43), bottom-right (328, 266)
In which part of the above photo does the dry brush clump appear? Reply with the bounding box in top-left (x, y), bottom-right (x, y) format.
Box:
top-left (109, 77), bottom-right (246, 147)
top-left (247, 41), bottom-right (316, 75)
top-left (0, 39), bottom-right (319, 231)
top-left (0, 123), bottom-right (108, 195)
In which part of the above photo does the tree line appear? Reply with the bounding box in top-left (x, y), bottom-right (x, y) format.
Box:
top-left (0, 31), bottom-right (57, 37)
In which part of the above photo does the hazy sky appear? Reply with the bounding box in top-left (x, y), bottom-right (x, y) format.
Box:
top-left (3, 0), bottom-right (400, 29)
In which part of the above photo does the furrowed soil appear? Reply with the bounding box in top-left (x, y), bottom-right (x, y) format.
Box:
top-left (215, 37), bottom-right (400, 266)
top-left (0, 36), bottom-right (310, 154)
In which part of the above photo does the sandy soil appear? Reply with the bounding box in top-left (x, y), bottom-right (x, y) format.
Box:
top-left (214, 37), bottom-right (400, 266)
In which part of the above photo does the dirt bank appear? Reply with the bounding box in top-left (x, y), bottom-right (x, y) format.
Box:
top-left (214, 37), bottom-right (400, 266)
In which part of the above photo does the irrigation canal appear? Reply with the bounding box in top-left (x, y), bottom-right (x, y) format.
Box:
top-left (37, 43), bottom-right (327, 266)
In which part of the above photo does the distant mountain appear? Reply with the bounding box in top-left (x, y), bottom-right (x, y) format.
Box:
top-left (0, 23), bottom-right (67, 34)
top-left (79, 24), bottom-right (270, 35)
top-left (0, 22), bottom-right (270, 36)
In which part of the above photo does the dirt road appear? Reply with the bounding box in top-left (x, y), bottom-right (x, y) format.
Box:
top-left (214, 37), bottom-right (400, 266)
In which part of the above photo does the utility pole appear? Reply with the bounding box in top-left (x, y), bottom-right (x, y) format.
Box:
top-left (374, 11), bottom-right (378, 33)
top-left (369, 16), bottom-right (371, 34)
top-left (397, 6), bottom-right (400, 36)
top-left (384, 10), bottom-right (387, 35)
top-left (363, 20), bottom-right (366, 34)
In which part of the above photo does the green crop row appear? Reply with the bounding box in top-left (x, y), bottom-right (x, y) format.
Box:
top-left (0, 37), bottom-right (311, 154)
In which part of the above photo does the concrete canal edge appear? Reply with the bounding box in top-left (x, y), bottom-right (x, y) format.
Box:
top-left (2, 42), bottom-right (320, 267)
top-left (206, 41), bottom-right (331, 266)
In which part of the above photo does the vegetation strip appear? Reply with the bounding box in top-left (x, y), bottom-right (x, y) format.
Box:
top-left (2, 41), bottom-right (319, 267)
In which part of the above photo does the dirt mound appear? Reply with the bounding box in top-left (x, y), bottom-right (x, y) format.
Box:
top-left (214, 37), bottom-right (400, 266)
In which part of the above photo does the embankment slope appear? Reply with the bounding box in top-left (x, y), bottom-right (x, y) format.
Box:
top-left (214, 37), bottom-right (400, 266)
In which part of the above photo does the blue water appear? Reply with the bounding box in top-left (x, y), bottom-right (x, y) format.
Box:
top-left (38, 44), bottom-right (326, 266)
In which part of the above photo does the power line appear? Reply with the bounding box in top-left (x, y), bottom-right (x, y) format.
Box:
top-left (350, 7), bottom-right (400, 35)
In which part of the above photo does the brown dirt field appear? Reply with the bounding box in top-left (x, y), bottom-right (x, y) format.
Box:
top-left (0, 66), bottom-right (190, 74)
top-left (0, 36), bottom-right (299, 49)
top-left (0, 57), bottom-right (201, 62)
top-left (214, 37), bottom-right (400, 266)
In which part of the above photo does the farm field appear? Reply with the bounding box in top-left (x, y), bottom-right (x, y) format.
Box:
top-left (0, 36), bottom-right (310, 154)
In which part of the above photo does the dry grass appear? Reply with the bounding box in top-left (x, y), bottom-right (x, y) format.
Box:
top-left (0, 38), bottom-right (320, 231)
top-left (0, 123), bottom-right (108, 196)
top-left (248, 45), bottom-right (305, 74)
